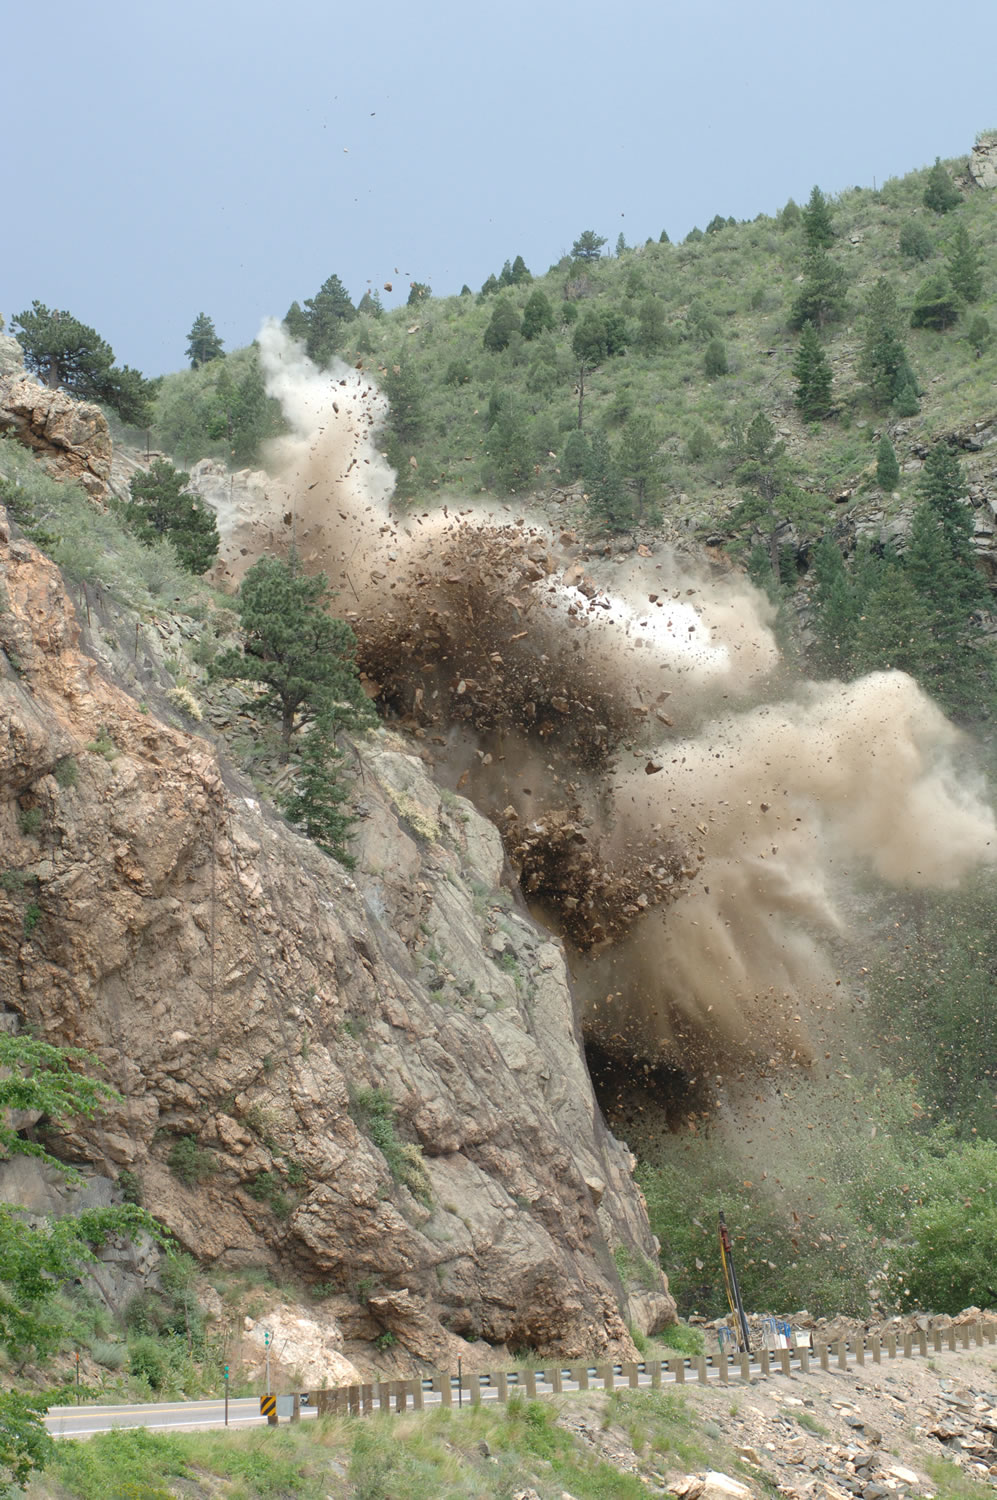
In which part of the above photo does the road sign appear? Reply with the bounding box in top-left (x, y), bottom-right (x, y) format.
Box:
top-left (259, 1394), bottom-right (277, 1419)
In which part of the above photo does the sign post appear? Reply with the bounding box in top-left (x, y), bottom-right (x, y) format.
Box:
top-left (718, 1210), bottom-right (752, 1355)
top-left (264, 1329), bottom-right (272, 1396)
top-left (223, 1364), bottom-right (229, 1427)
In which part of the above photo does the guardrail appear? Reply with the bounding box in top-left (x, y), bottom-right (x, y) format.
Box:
top-left (305, 1319), bottom-right (997, 1417)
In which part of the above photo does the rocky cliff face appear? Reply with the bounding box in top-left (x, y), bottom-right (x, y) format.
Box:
top-left (0, 371), bottom-right (112, 503)
top-left (0, 505), bottom-right (673, 1371)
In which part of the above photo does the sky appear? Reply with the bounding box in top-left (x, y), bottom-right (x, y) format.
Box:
top-left (4, 0), bottom-right (994, 378)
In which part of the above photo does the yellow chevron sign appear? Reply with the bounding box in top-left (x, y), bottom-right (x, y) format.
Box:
top-left (259, 1394), bottom-right (277, 1418)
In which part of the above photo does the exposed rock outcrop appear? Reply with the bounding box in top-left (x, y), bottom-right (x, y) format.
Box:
top-left (969, 132), bottom-right (997, 191)
top-left (0, 507), bottom-right (673, 1367)
top-left (0, 374), bottom-right (112, 503)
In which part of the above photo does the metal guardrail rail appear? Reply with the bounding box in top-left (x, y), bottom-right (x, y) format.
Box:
top-left (307, 1319), bottom-right (997, 1417)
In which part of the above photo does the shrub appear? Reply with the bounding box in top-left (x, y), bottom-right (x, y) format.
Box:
top-left (898, 220), bottom-right (933, 262)
top-left (53, 756), bottom-right (79, 789)
top-left (349, 1087), bottom-right (431, 1205)
top-left (18, 808), bottom-right (43, 835)
top-left (128, 1334), bottom-right (169, 1390)
top-left (704, 339), bottom-right (728, 379)
top-left (658, 1321), bottom-right (705, 1356)
top-left (166, 1136), bottom-right (215, 1188)
top-left (894, 1139), bottom-right (997, 1313)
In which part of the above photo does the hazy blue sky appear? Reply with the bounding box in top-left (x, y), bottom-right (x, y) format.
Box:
top-left (5, 0), bottom-right (994, 377)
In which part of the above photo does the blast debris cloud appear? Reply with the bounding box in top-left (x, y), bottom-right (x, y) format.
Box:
top-left (215, 326), bottom-right (996, 1077)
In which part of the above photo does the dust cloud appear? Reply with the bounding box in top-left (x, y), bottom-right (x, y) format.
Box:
top-left (243, 326), bottom-right (996, 1077)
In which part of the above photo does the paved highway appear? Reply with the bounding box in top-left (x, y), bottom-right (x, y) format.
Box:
top-left (44, 1396), bottom-right (316, 1438)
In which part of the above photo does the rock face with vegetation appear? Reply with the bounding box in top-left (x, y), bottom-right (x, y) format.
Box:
top-left (0, 373), bottom-right (112, 502)
top-left (0, 508), bottom-right (672, 1370)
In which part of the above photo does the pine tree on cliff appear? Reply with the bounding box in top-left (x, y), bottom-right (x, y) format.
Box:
top-left (801, 185), bottom-right (835, 250)
top-left (876, 433), bottom-right (901, 490)
top-left (125, 459), bottom-right (220, 574)
top-left (212, 553), bottom-right (375, 759)
top-left (11, 302), bottom-right (154, 425)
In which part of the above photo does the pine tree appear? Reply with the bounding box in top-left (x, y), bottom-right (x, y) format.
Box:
top-left (789, 248), bottom-right (847, 329)
top-left (483, 298), bottom-right (521, 352)
top-left (801, 185), bottom-right (835, 250)
top-left (636, 296), bottom-right (669, 352)
top-left (792, 322), bottom-right (833, 420)
top-left (859, 278), bottom-right (918, 411)
top-left (876, 433), bottom-right (900, 490)
top-left (278, 721), bottom-right (357, 865)
top-left (521, 290), bottom-right (555, 340)
top-left (916, 444), bottom-right (980, 580)
top-left (283, 301), bottom-right (309, 342)
top-left (851, 562), bottom-right (936, 680)
top-left (898, 220), bottom-right (933, 262)
top-left (967, 315), bottom-right (991, 358)
top-left (212, 554), bottom-right (374, 758)
top-left (302, 273), bottom-right (356, 365)
top-left (923, 157), bottom-right (961, 214)
top-left (185, 312), bottom-right (224, 368)
top-left (510, 255), bottom-right (531, 283)
top-left (946, 224), bottom-right (983, 304)
top-left (618, 413), bottom-right (663, 527)
top-left (704, 339), bottom-right (728, 378)
top-left (809, 533), bottom-right (858, 675)
top-left (11, 302), bottom-right (153, 424)
top-left (583, 430), bottom-right (629, 532)
top-left (910, 273), bottom-right (960, 330)
top-left (571, 230), bottom-right (607, 260)
top-left (124, 459), bottom-right (220, 574)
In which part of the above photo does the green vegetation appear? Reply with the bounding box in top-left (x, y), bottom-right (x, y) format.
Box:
top-left (166, 1135), bottom-right (215, 1188)
top-left (211, 553), bottom-right (375, 759)
top-left (0, 1038), bottom-right (160, 1489)
top-left (348, 1086), bottom-right (432, 1205)
top-left (123, 458), bottom-right (220, 574)
top-left (185, 312), bottom-right (225, 368)
top-left (10, 302), bottom-right (154, 425)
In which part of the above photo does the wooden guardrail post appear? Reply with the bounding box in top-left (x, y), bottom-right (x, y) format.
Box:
top-left (917, 1329), bottom-right (927, 1356)
top-left (960, 1324), bottom-right (971, 1350)
top-left (855, 1338), bottom-right (865, 1367)
top-left (696, 1356), bottom-right (708, 1385)
top-left (361, 1383), bottom-right (373, 1415)
top-left (902, 1331), bottom-right (912, 1358)
top-left (601, 1365), bottom-right (615, 1392)
top-left (798, 1345), bottom-right (810, 1374)
top-left (758, 1348), bottom-right (770, 1376)
top-left (347, 1385), bottom-right (360, 1415)
top-left (869, 1333), bottom-right (880, 1365)
top-left (974, 1322), bottom-right (984, 1348)
top-left (412, 1379), bottom-right (423, 1411)
top-left (574, 1364), bottom-right (589, 1390)
top-left (947, 1326), bottom-right (957, 1352)
top-left (652, 1358), bottom-right (664, 1387)
top-left (524, 1369), bottom-right (536, 1397)
top-left (886, 1331), bottom-right (897, 1359)
top-left (739, 1352), bottom-right (751, 1382)
top-left (549, 1367), bottom-right (562, 1394)
top-left (625, 1362), bottom-right (640, 1388)
top-left (985, 1323), bottom-right (996, 1346)
top-left (818, 1343), bottom-right (829, 1371)
top-left (836, 1340), bottom-right (848, 1371)
top-left (778, 1348), bottom-right (791, 1377)
top-left (495, 1372), bottom-right (508, 1403)
top-left (394, 1380), bottom-right (408, 1413)
top-left (434, 1374), bottom-right (451, 1407)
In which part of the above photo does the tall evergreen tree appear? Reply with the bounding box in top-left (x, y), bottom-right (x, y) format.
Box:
top-left (789, 248), bottom-right (847, 329)
top-left (801, 185), bottom-right (835, 250)
top-left (302, 273), bottom-right (356, 365)
top-left (483, 298), bottom-right (521, 352)
top-left (809, 533), bottom-right (858, 675)
top-left (521, 289), bottom-right (555, 340)
top-left (923, 157), bottom-right (961, 214)
top-left (618, 413), bottom-right (663, 527)
top-left (946, 224), bottom-right (983, 304)
top-left (212, 554), bottom-right (374, 758)
top-left (636, 296), bottom-right (669, 352)
top-left (916, 443), bottom-right (979, 576)
top-left (278, 720), bottom-right (357, 866)
top-left (792, 321), bottom-right (833, 420)
top-left (876, 433), bottom-right (901, 490)
top-left (858, 278), bottom-right (918, 411)
top-left (572, 230), bottom-right (607, 260)
top-left (851, 562), bottom-right (936, 680)
top-left (185, 312), bottom-right (224, 368)
top-left (510, 254), bottom-right (531, 283)
top-left (283, 300), bottom-right (309, 342)
top-left (583, 430), bottom-right (628, 532)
